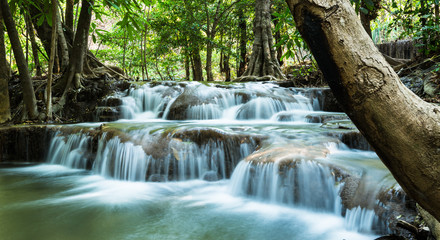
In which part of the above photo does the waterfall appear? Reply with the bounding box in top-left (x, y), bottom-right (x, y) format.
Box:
top-left (47, 133), bottom-right (91, 169)
top-left (230, 160), bottom-right (342, 213)
top-left (38, 82), bottom-right (403, 237)
top-left (229, 159), bottom-right (387, 234)
top-left (119, 82), bottom-right (315, 122)
top-left (45, 129), bottom-right (258, 182)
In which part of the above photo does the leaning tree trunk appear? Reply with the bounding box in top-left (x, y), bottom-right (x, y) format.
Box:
top-left (238, 0), bottom-right (285, 81)
top-left (61, 0), bottom-right (93, 92)
top-left (286, 0), bottom-right (440, 221)
top-left (0, 0), bottom-right (39, 119)
top-left (0, 10), bottom-right (11, 123)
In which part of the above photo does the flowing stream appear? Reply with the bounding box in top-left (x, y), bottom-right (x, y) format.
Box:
top-left (0, 82), bottom-right (400, 240)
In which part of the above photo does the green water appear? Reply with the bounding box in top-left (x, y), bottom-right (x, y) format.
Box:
top-left (0, 165), bottom-right (376, 240)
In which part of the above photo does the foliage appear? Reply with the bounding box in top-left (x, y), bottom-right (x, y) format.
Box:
top-left (3, 0), bottom-right (439, 82)
top-left (373, 0), bottom-right (440, 55)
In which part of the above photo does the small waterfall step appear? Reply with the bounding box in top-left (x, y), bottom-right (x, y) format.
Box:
top-left (46, 124), bottom-right (263, 182)
top-left (229, 143), bottom-right (414, 235)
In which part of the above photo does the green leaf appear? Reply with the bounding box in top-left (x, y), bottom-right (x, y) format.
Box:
top-left (360, 7), bottom-right (369, 15)
top-left (37, 15), bottom-right (45, 26)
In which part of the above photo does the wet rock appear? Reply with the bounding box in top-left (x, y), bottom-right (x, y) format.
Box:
top-left (148, 174), bottom-right (167, 182)
top-left (94, 107), bottom-right (120, 122)
top-left (0, 125), bottom-right (53, 162)
top-left (321, 89), bottom-right (344, 112)
top-left (376, 186), bottom-right (418, 239)
top-left (375, 236), bottom-right (407, 240)
top-left (203, 171), bottom-right (220, 181)
top-left (400, 75), bottom-right (424, 96)
top-left (423, 72), bottom-right (440, 98)
top-left (305, 113), bottom-right (348, 123)
top-left (166, 84), bottom-right (222, 120)
top-left (339, 131), bottom-right (372, 151)
top-left (321, 120), bottom-right (357, 130)
top-left (100, 97), bottom-right (123, 107)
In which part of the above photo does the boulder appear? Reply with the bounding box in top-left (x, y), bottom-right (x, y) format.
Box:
top-left (166, 84), bottom-right (223, 120)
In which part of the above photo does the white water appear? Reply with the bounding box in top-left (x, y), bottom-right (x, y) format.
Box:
top-left (3, 82), bottom-right (399, 239)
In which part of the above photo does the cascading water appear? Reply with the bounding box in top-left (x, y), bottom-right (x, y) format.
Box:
top-left (2, 82), bottom-right (408, 239)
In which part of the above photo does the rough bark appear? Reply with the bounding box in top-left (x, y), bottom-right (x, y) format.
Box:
top-left (29, 0), bottom-right (68, 71)
top-left (237, 6), bottom-right (247, 77)
top-left (239, 0), bottom-right (285, 81)
top-left (62, 0), bottom-right (93, 92)
top-left (192, 47), bottom-right (204, 82)
top-left (1, 0), bottom-right (38, 119)
top-left (56, 12), bottom-right (69, 71)
top-left (65, 0), bottom-right (75, 30)
top-left (24, 14), bottom-right (42, 76)
top-left (272, 13), bottom-right (284, 66)
top-left (0, 10), bottom-right (11, 123)
top-left (286, 0), bottom-right (440, 221)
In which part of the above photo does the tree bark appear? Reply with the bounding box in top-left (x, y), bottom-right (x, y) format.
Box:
top-left (240, 0), bottom-right (285, 80)
top-left (272, 13), bottom-right (284, 66)
top-left (62, 0), bottom-right (93, 93)
top-left (65, 0), bottom-right (75, 30)
top-left (237, 6), bottom-right (247, 77)
top-left (46, 0), bottom-right (58, 120)
top-left (286, 0), bottom-right (440, 221)
top-left (0, 0), bottom-right (39, 119)
top-left (24, 14), bottom-right (42, 76)
top-left (56, 11), bottom-right (69, 71)
top-left (0, 10), bottom-right (11, 123)
top-left (192, 47), bottom-right (204, 81)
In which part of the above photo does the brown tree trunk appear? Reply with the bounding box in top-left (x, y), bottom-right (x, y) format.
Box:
top-left (205, 41), bottom-right (214, 81)
top-left (286, 0), bottom-right (440, 221)
top-left (272, 14), bottom-right (284, 66)
top-left (0, 0), bottom-right (39, 119)
top-left (239, 0), bottom-right (285, 81)
top-left (237, 6), bottom-right (247, 77)
top-left (56, 11), bottom-right (69, 71)
top-left (184, 52), bottom-right (190, 81)
top-left (0, 10), bottom-right (11, 123)
top-left (24, 14), bottom-right (42, 76)
top-left (65, 0), bottom-right (74, 30)
top-left (61, 0), bottom-right (93, 94)
top-left (192, 47), bottom-right (204, 81)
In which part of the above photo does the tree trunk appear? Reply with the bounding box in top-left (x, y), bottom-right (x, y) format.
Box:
top-left (65, 0), bottom-right (74, 30)
top-left (0, 0), bottom-right (39, 119)
top-left (360, 11), bottom-right (372, 38)
top-left (56, 11), bottom-right (69, 71)
top-left (205, 41), bottom-right (214, 81)
top-left (46, 0), bottom-right (58, 120)
top-left (24, 14), bottom-right (42, 76)
top-left (240, 0), bottom-right (285, 80)
top-left (237, 6), bottom-right (247, 77)
top-left (272, 14), bottom-right (284, 66)
top-left (61, 0), bottom-right (93, 95)
top-left (286, 0), bottom-right (440, 221)
top-left (223, 53), bottom-right (231, 82)
top-left (185, 52), bottom-right (190, 81)
top-left (0, 10), bottom-right (11, 123)
top-left (192, 47), bottom-right (204, 81)
top-left (29, 0), bottom-right (69, 71)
